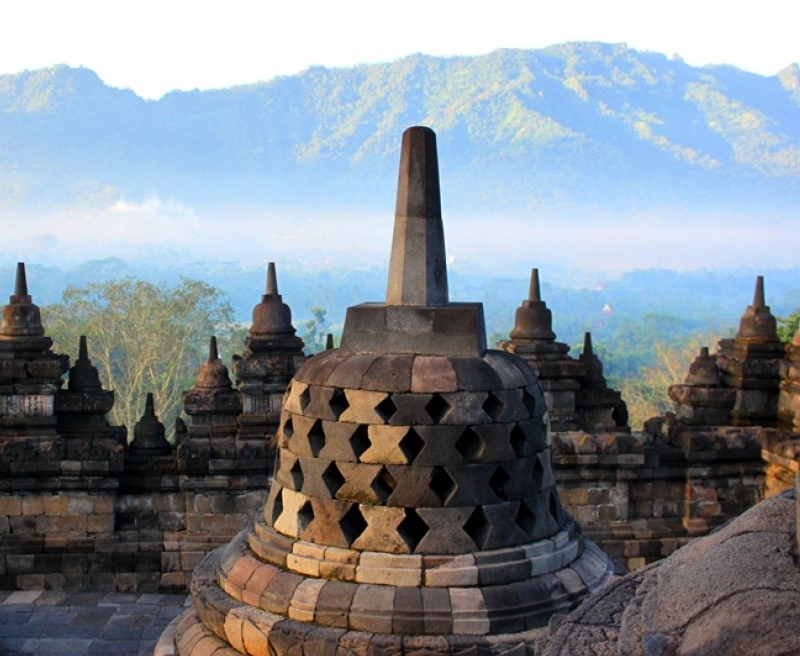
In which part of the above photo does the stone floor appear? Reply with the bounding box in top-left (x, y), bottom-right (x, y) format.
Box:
top-left (0, 590), bottom-right (190, 656)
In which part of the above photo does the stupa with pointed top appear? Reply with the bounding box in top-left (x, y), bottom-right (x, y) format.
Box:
top-left (500, 271), bottom-right (628, 432)
top-left (129, 393), bottom-right (171, 455)
top-left (158, 126), bottom-right (617, 656)
top-left (233, 262), bottom-right (305, 456)
top-left (0, 263), bottom-right (69, 440)
top-left (669, 276), bottom-right (787, 427)
top-left (56, 335), bottom-right (126, 450)
top-left (177, 336), bottom-right (242, 471)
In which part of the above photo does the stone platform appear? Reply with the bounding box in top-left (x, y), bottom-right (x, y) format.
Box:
top-left (0, 590), bottom-right (189, 655)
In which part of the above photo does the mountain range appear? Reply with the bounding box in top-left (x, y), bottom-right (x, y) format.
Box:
top-left (1, 42), bottom-right (799, 219)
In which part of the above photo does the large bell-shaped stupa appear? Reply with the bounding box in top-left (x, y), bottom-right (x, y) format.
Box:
top-left (157, 126), bottom-right (618, 656)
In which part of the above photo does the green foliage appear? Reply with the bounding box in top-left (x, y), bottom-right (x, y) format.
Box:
top-left (301, 306), bottom-right (330, 355)
top-left (778, 307), bottom-right (800, 342)
top-left (42, 277), bottom-right (239, 442)
top-left (1, 45), bottom-right (798, 212)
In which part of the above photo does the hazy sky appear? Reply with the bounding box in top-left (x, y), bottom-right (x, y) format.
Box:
top-left (1, 0), bottom-right (798, 99)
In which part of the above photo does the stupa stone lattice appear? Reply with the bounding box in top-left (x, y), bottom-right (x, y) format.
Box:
top-left (158, 127), bottom-right (618, 655)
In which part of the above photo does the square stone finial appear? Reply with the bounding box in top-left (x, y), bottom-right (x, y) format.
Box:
top-left (386, 126), bottom-right (449, 307)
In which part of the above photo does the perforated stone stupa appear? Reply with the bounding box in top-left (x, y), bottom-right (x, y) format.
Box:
top-left (157, 127), bottom-right (618, 656)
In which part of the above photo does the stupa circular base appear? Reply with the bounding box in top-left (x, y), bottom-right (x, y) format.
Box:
top-left (162, 525), bottom-right (618, 656)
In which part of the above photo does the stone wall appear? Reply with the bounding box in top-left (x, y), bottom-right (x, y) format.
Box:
top-left (552, 422), bottom-right (799, 570)
top-left (0, 459), bottom-right (270, 592)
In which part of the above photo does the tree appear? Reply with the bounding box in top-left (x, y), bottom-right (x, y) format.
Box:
top-left (616, 331), bottom-right (722, 429)
top-left (302, 306), bottom-right (329, 354)
top-left (42, 278), bottom-right (239, 441)
top-left (778, 307), bottom-right (800, 343)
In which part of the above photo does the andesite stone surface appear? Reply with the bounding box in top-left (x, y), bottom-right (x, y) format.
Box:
top-left (539, 473), bottom-right (800, 655)
top-left (157, 127), bottom-right (619, 656)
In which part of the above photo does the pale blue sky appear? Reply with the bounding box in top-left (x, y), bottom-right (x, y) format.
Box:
top-left (1, 0), bottom-right (797, 99)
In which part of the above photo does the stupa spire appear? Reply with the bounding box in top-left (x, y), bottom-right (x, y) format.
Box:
top-left (68, 335), bottom-right (103, 392)
top-left (14, 263), bottom-right (28, 298)
top-left (386, 126), bottom-right (449, 306)
top-left (78, 335), bottom-right (89, 362)
top-left (583, 331), bottom-right (594, 356)
top-left (528, 268), bottom-right (542, 302)
top-left (129, 392), bottom-right (171, 454)
top-left (191, 335), bottom-right (234, 391)
top-left (509, 268), bottom-right (555, 342)
top-left (736, 275), bottom-right (778, 342)
top-left (266, 262), bottom-right (278, 295)
top-left (753, 275), bottom-right (765, 307)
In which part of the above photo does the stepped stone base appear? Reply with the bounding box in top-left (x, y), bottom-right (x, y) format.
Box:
top-left (157, 526), bottom-right (618, 656)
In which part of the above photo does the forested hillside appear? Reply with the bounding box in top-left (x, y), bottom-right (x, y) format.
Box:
top-left (1, 43), bottom-right (798, 215)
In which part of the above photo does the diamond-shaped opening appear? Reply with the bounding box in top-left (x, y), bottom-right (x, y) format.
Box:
top-left (375, 395), bottom-right (398, 423)
top-left (329, 388), bottom-right (349, 419)
top-left (339, 504), bottom-right (367, 546)
top-left (425, 394), bottom-right (451, 423)
top-left (510, 424), bottom-right (526, 458)
top-left (299, 387), bottom-right (311, 411)
top-left (522, 388), bottom-right (538, 416)
top-left (532, 455), bottom-right (545, 491)
top-left (297, 500), bottom-right (314, 534)
top-left (397, 508), bottom-right (429, 552)
top-left (482, 392), bottom-right (504, 422)
top-left (349, 425), bottom-right (371, 460)
top-left (307, 419), bottom-right (326, 457)
top-left (429, 466), bottom-right (456, 505)
top-left (549, 491), bottom-right (561, 525)
top-left (516, 500), bottom-right (535, 536)
top-left (398, 428), bottom-right (425, 464)
top-left (270, 489), bottom-right (284, 524)
top-left (282, 417), bottom-right (294, 440)
top-left (289, 460), bottom-right (304, 490)
top-left (455, 427), bottom-right (483, 462)
top-left (489, 465), bottom-right (512, 501)
top-left (371, 466), bottom-right (397, 504)
top-left (463, 506), bottom-right (491, 550)
top-left (322, 461), bottom-right (345, 498)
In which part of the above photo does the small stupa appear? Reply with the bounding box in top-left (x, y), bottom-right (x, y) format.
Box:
top-left (0, 263), bottom-right (69, 439)
top-left (233, 263), bottom-right (305, 454)
top-left (177, 336), bottom-right (242, 470)
top-left (499, 269), bottom-right (584, 431)
top-left (157, 126), bottom-right (617, 655)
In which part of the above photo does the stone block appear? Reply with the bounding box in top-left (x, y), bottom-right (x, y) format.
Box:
top-left (449, 587), bottom-right (490, 636)
top-left (415, 507), bottom-right (478, 555)
top-left (423, 553), bottom-right (478, 587)
top-left (439, 392), bottom-right (491, 425)
top-left (360, 355), bottom-right (414, 393)
top-left (360, 425), bottom-right (414, 465)
top-left (20, 496), bottom-right (43, 516)
top-left (309, 580), bottom-right (355, 630)
top-left (339, 389), bottom-right (392, 425)
top-left (326, 354), bottom-right (381, 390)
top-left (288, 577), bottom-right (326, 622)
top-left (352, 505), bottom-right (408, 553)
top-left (411, 357), bottom-right (459, 393)
top-left (392, 586), bottom-right (424, 635)
top-left (261, 571), bottom-right (304, 615)
top-left (42, 495), bottom-right (69, 516)
top-left (0, 496), bottom-right (21, 515)
top-left (349, 584), bottom-right (394, 633)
